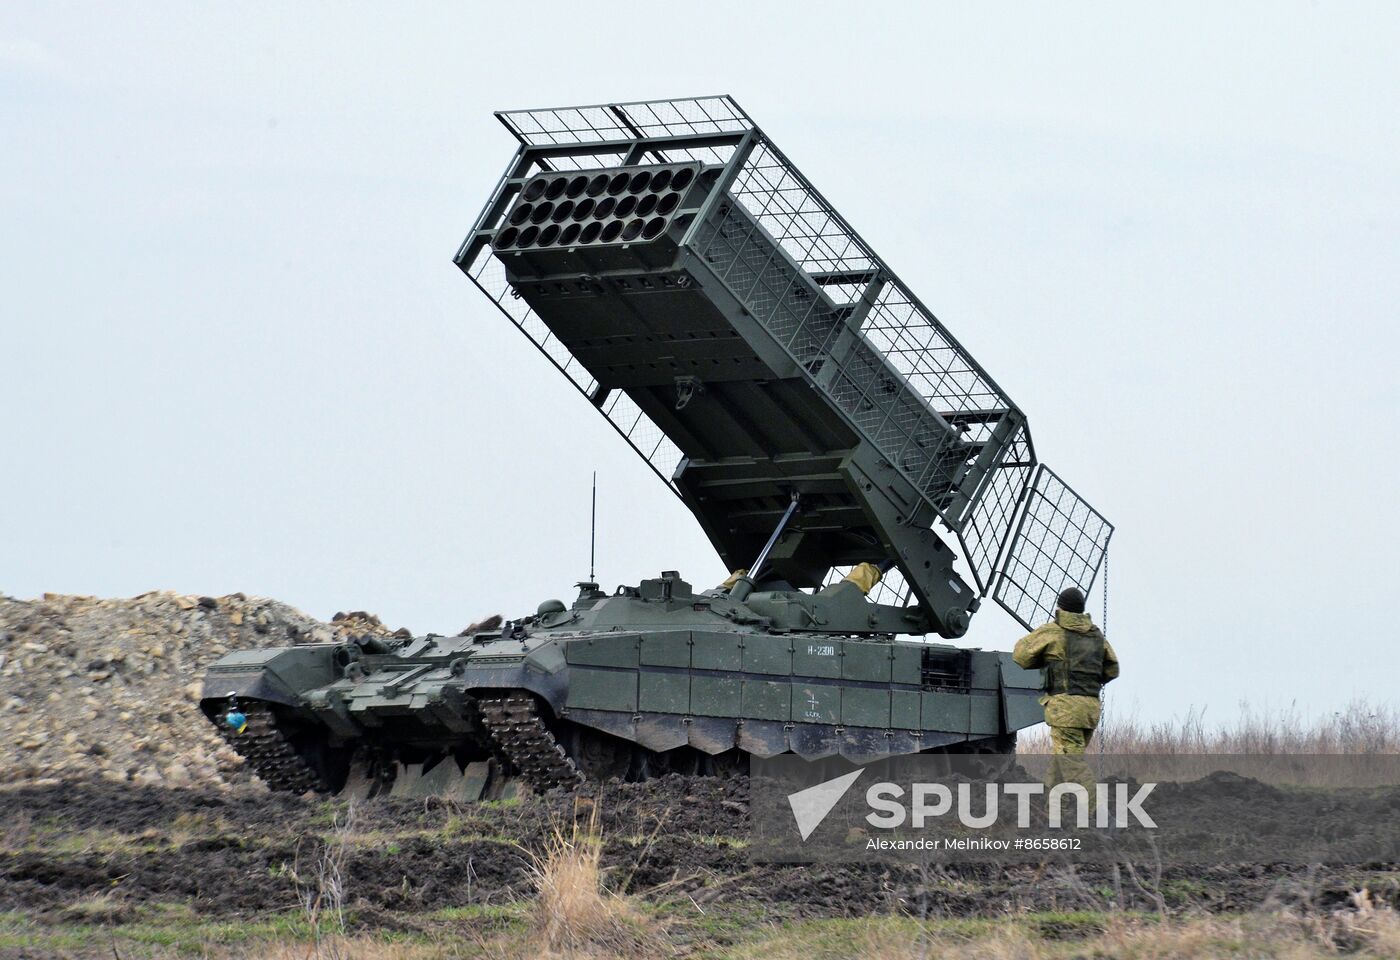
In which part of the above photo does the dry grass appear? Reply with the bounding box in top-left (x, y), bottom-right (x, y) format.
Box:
top-left (1019, 697), bottom-right (1400, 755)
top-left (520, 813), bottom-right (663, 959)
top-left (258, 940), bottom-right (464, 960)
top-left (16, 905), bottom-right (1400, 960)
top-left (287, 803), bottom-right (357, 960)
top-left (738, 896), bottom-right (1400, 959)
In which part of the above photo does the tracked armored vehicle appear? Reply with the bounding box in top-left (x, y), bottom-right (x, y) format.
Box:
top-left (201, 97), bottom-right (1113, 799)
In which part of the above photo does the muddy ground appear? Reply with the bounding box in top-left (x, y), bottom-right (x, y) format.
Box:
top-left (3, 776), bottom-right (1396, 937)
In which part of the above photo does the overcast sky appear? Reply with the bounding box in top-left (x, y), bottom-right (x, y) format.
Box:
top-left (4, 2), bottom-right (1397, 726)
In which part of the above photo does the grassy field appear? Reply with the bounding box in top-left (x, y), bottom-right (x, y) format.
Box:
top-left (2, 785), bottom-right (1398, 960)
top-left (2, 832), bottom-right (1397, 959)
top-left (5, 701), bottom-right (1400, 959)
top-left (1018, 697), bottom-right (1400, 755)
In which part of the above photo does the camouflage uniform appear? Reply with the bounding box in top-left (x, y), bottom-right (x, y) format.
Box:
top-left (1012, 610), bottom-right (1118, 798)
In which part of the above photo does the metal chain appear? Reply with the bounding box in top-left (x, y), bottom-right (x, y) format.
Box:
top-left (1101, 547), bottom-right (1109, 634)
top-left (478, 694), bottom-right (583, 792)
top-left (217, 701), bottom-right (330, 794)
top-left (1098, 547), bottom-right (1110, 755)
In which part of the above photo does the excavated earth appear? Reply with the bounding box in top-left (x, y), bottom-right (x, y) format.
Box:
top-left (0, 591), bottom-right (406, 788)
top-left (1, 593), bottom-right (1398, 931)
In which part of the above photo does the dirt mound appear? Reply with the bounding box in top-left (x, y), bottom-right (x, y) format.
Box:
top-left (0, 592), bottom-right (402, 788)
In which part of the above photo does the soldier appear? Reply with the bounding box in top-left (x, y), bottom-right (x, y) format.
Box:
top-left (1012, 587), bottom-right (1118, 799)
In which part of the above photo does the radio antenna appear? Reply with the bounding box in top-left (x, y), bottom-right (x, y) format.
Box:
top-left (589, 470), bottom-right (597, 582)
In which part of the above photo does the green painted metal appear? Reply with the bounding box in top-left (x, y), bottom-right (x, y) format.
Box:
top-left (201, 569), bottom-right (1038, 790)
top-left (458, 96), bottom-right (1114, 634)
top-left (197, 98), bottom-right (1123, 796)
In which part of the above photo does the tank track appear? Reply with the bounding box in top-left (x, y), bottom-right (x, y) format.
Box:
top-left (477, 693), bottom-right (583, 793)
top-left (217, 700), bottom-right (330, 794)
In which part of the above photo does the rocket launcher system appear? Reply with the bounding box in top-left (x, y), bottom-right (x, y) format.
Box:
top-left (457, 97), bottom-right (1112, 637)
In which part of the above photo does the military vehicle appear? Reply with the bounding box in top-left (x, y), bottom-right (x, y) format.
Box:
top-left (201, 97), bottom-right (1113, 799)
